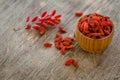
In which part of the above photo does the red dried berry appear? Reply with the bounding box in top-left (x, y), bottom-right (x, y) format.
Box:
top-left (41, 11), bottom-right (47, 17)
top-left (55, 33), bottom-right (62, 38)
top-left (32, 25), bottom-right (40, 30)
top-left (50, 10), bottom-right (56, 16)
top-left (65, 45), bottom-right (74, 49)
top-left (26, 16), bottom-right (30, 22)
top-left (72, 60), bottom-right (78, 67)
top-left (55, 14), bottom-right (62, 19)
top-left (61, 47), bottom-right (66, 55)
top-left (40, 28), bottom-right (45, 35)
top-left (43, 42), bottom-right (52, 47)
top-left (53, 19), bottom-right (60, 24)
top-left (66, 37), bottom-right (74, 41)
top-left (36, 21), bottom-right (42, 26)
top-left (65, 59), bottom-right (73, 66)
top-left (47, 20), bottom-right (55, 26)
top-left (25, 24), bottom-right (31, 29)
top-left (63, 42), bottom-right (70, 46)
top-left (65, 58), bottom-right (78, 67)
top-left (41, 23), bottom-right (48, 29)
top-left (32, 16), bottom-right (38, 22)
top-left (75, 11), bottom-right (83, 16)
top-left (63, 38), bottom-right (72, 43)
top-left (59, 27), bottom-right (67, 33)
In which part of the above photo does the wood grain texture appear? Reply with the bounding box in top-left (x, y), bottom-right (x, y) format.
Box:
top-left (0, 0), bottom-right (120, 80)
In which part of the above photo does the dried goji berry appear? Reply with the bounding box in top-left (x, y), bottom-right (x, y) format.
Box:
top-left (41, 23), bottom-right (48, 29)
top-left (47, 20), bottom-right (55, 26)
top-left (59, 27), bottom-right (67, 33)
top-left (65, 58), bottom-right (78, 67)
top-left (50, 10), bottom-right (56, 16)
top-left (40, 28), bottom-right (45, 35)
top-left (32, 25), bottom-right (40, 30)
top-left (61, 47), bottom-right (66, 55)
top-left (63, 42), bottom-right (70, 46)
top-left (53, 19), bottom-right (60, 24)
top-left (55, 42), bottom-right (61, 49)
top-left (63, 38), bottom-right (72, 43)
top-left (32, 16), bottom-right (38, 22)
top-left (65, 45), bottom-right (74, 49)
top-left (41, 11), bottom-right (47, 17)
top-left (104, 30), bottom-right (110, 35)
top-left (25, 24), bottom-right (31, 29)
top-left (83, 22), bottom-right (89, 33)
top-left (39, 17), bottom-right (50, 21)
top-left (26, 16), bottom-right (30, 22)
top-left (55, 33), bottom-right (62, 38)
top-left (65, 58), bottom-right (73, 66)
top-left (36, 21), bottom-right (42, 26)
top-left (75, 11), bottom-right (83, 16)
top-left (55, 14), bottom-right (62, 19)
top-left (72, 60), bottom-right (78, 67)
top-left (43, 42), bottom-right (52, 47)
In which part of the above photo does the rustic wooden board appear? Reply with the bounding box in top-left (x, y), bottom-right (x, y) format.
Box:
top-left (0, 0), bottom-right (120, 80)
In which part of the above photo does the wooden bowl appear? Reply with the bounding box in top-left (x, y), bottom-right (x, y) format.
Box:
top-left (74, 19), bottom-right (114, 53)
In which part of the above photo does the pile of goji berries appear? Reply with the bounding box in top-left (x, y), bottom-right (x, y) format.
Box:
top-left (54, 33), bottom-right (74, 55)
top-left (78, 13), bottom-right (113, 39)
top-left (25, 10), bottom-right (62, 35)
top-left (42, 29), bottom-right (77, 67)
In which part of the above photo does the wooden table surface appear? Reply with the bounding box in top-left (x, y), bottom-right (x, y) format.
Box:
top-left (0, 0), bottom-right (120, 80)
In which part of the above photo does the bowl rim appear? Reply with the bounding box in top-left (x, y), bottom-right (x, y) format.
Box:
top-left (76, 17), bottom-right (114, 40)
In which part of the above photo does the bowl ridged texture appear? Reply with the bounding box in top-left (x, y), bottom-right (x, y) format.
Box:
top-left (74, 27), bottom-right (114, 53)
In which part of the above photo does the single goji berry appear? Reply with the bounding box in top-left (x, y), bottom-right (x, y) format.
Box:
top-left (32, 16), bottom-right (38, 22)
top-left (43, 42), bottom-right (52, 47)
top-left (47, 20), bottom-right (55, 26)
top-left (41, 11), bottom-right (47, 17)
top-left (40, 28), bottom-right (45, 35)
top-left (65, 45), bottom-right (74, 49)
top-left (55, 14), bottom-right (62, 19)
top-left (65, 58), bottom-right (78, 67)
top-left (65, 58), bottom-right (73, 66)
top-left (104, 30), bottom-right (110, 35)
top-left (50, 10), bottom-right (56, 16)
top-left (26, 16), bottom-right (30, 22)
top-left (55, 42), bottom-right (60, 49)
top-left (63, 38), bottom-right (72, 43)
top-left (32, 25), bottom-right (40, 30)
top-left (36, 21), bottom-right (42, 26)
top-left (53, 19), bottom-right (60, 24)
top-left (83, 22), bottom-right (89, 33)
top-left (25, 24), bottom-right (31, 29)
top-left (75, 11), bottom-right (83, 16)
top-left (59, 27), bottom-right (67, 33)
top-left (61, 46), bottom-right (66, 55)
top-left (63, 41), bottom-right (70, 46)
top-left (66, 37), bottom-right (74, 41)
top-left (41, 23), bottom-right (48, 29)
top-left (72, 60), bottom-right (78, 67)
top-left (55, 33), bottom-right (62, 38)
